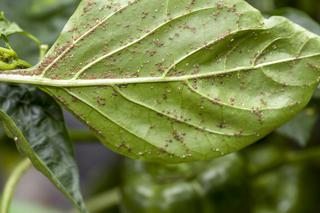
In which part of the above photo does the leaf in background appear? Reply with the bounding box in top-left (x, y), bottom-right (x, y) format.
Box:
top-left (0, 12), bottom-right (40, 48)
top-left (314, 87), bottom-right (320, 99)
top-left (246, 134), bottom-right (319, 212)
top-left (0, 0), bottom-right (78, 64)
top-left (0, 12), bottom-right (36, 70)
top-left (0, 85), bottom-right (87, 212)
top-left (29, 0), bottom-right (77, 17)
top-left (252, 164), bottom-right (318, 213)
top-left (246, 0), bottom-right (275, 12)
top-left (0, 12), bottom-right (24, 37)
top-left (269, 7), bottom-right (320, 35)
top-left (3, 0), bottom-right (320, 162)
top-left (277, 108), bottom-right (318, 147)
top-left (281, 0), bottom-right (320, 22)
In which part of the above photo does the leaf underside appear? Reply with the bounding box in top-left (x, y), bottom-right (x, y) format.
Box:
top-left (18, 0), bottom-right (320, 162)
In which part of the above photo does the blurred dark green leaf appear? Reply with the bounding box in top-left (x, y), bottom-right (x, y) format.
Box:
top-left (0, 12), bottom-right (24, 37)
top-left (269, 8), bottom-right (320, 35)
top-left (245, 135), bottom-right (319, 213)
top-left (277, 108), bottom-right (319, 147)
top-left (0, 84), bottom-right (87, 212)
top-left (247, 0), bottom-right (320, 22)
top-left (121, 153), bottom-right (250, 213)
top-left (243, 134), bottom-right (289, 176)
top-left (29, 0), bottom-right (76, 17)
top-left (252, 164), bottom-right (318, 213)
top-left (0, 0), bottom-right (78, 64)
top-left (246, 0), bottom-right (275, 12)
top-left (314, 87), bottom-right (320, 100)
top-left (197, 154), bottom-right (250, 213)
top-left (121, 160), bottom-right (207, 213)
top-left (275, 0), bottom-right (320, 21)
top-left (0, 12), bottom-right (40, 47)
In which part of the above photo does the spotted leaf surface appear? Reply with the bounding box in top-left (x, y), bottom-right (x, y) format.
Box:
top-left (16, 0), bottom-right (320, 162)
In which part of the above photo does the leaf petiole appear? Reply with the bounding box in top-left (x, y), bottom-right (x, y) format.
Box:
top-left (0, 47), bottom-right (16, 57)
top-left (83, 188), bottom-right (120, 213)
top-left (251, 146), bottom-right (320, 177)
top-left (286, 146), bottom-right (320, 163)
top-left (0, 158), bottom-right (32, 213)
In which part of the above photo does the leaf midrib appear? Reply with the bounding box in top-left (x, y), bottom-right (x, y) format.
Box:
top-left (1, 52), bottom-right (319, 87)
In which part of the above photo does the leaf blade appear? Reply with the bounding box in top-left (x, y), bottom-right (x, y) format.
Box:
top-left (0, 85), bottom-right (87, 212)
top-left (7, 0), bottom-right (320, 162)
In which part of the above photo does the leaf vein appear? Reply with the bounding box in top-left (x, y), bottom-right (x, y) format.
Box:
top-left (185, 80), bottom-right (300, 111)
top-left (71, 6), bottom-right (225, 79)
top-left (113, 85), bottom-right (252, 137)
top-left (41, 0), bottom-right (140, 77)
top-left (63, 88), bottom-right (182, 158)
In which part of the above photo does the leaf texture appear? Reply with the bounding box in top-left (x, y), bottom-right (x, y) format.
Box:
top-left (19, 0), bottom-right (320, 162)
top-left (0, 85), bottom-right (87, 212)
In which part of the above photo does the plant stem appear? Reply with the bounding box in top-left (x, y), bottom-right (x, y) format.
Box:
top-left (85, 188), bottom-right (120, 213)
top-left (0, 47), bottom-right (16, 57)
top-left (0, 158), bottom-right (32, 213)
top-left (286, 146), bottom-right (320, 163)
top-left (39, 44), bottom-right (49, 61)
top-left (68, 130), bottom-right (97, 143)
top-left (251, 146), bottom-right (320, 177)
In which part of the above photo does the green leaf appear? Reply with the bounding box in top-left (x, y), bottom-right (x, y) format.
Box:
top-left (2, 0), bottom-right (320, 162)
top-left (0, 0), bottom-right (78, 64)
top-left (0, 85), bottom-right (87, 212)
top-left (277, 108), bottom-right (318, 147)
top-left (252, 164), bottom-right (318, 213)
top-left (28, 0), bottom-right (77, 17)
top-left (269, 7), bottom-right (320, 35)
top-left (0, 12), bottom-right (24, 37)
top-left (271, 8), bottom-right (320, 146)
top-left (314, 87), bottom-right (320, 99)
top-left (0, 12), bottom-right (35, 70)
top-left (0, 12), bottom-right (40, 48)
top-left (246, 0), bottom-right (275, 12)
